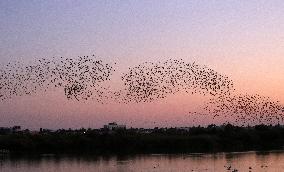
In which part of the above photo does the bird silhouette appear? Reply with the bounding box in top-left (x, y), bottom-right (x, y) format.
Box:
top-left (200, 94), bottom-right (284, 125)
top-left (2, 56), bottom-right (283, 126)
top-left (111, 59), bottom-right (234, 103)
top-left (0, 55), bottom-right (115, 102)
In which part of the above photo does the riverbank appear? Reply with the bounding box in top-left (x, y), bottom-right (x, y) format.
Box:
top-left (1, 124), bottom-right (284, 154)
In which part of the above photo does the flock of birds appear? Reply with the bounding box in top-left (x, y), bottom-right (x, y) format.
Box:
top-left (115, 59), bottom-right (234, 103)
top-left (0, 55), bottom-right (283, 125)
top-left (0, 55), bottom-right (115, 102)
top-left (202, 94), bottom-right (284, 125)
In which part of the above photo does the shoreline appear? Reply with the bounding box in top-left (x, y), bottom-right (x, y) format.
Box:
top-left (1, 124), bottom-right (284, 155)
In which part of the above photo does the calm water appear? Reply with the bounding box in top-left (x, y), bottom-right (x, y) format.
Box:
top-left (1, 151), bottom-right (284, 172)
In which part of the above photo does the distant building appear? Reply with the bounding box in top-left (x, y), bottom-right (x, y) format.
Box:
top-left (0, 127), bottom-right (12, 134)
top-left (104, 122), bottom-right (126, 130)
top-left (176, 127), bottom-right (190, 131)
top-left (138, 128), bottom-right (153, 134)
top-left (12, 126), bottom-right (21, 132)
top-left (0, 127), bottom-right (10, 130)
top-left (0, 126), bottom-right (21, 134)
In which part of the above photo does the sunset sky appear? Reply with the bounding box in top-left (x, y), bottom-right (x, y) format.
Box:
top-left (1, 1), bottom-right (284, 129)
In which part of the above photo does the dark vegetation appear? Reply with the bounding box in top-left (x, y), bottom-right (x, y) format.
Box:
top-left (1, 124), bottom-right (284, 155)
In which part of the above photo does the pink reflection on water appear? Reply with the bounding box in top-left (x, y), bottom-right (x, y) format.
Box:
top-left (1, 151), bottom-right (284, 172)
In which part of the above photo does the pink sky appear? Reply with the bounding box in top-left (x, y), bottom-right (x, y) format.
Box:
top-left (0, 1), bottom-right (284, 129)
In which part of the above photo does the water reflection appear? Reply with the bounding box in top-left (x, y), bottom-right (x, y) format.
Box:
top-left (1, 151), bottom-right (284, 172)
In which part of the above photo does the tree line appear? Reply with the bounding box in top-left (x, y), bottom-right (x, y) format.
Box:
top-left (1, 124), bottom-right (284, 154)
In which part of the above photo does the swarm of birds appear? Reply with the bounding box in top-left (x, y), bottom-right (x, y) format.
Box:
top-left (202, 94), bottom-right (284, 125)
top-left (0, 55), bottom-right (115, 102)
top-left (0, 58), bottom-right (234, 103)
top-left (114, 59), bottom-right (234, 103)
top-left (1, 55), bottom-right (284, 126)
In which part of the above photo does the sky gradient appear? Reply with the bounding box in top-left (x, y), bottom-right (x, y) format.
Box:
top-left (0, 0), bottom-right (284, 129)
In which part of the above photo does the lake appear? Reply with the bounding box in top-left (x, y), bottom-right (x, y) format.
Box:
top-left (1, 151), bottom-right (284, 172)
